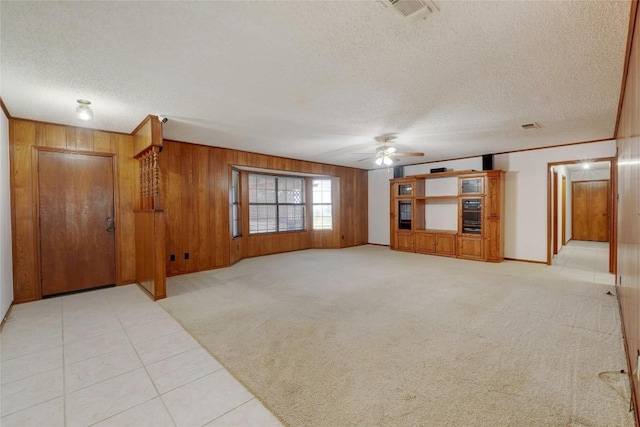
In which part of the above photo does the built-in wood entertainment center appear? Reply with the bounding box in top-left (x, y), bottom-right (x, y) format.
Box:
top-left (390, 170), bottom-right (505, 262)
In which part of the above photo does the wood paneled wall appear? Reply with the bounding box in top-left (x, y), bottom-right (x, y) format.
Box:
top-left (617, 1), bottom-right (639, 423)
top-left (9, 119), bottom-right (137, 303)
top-left (160, 140), bottom-right (368, 276)
top-left (134, 211), bottom-right (166, 300)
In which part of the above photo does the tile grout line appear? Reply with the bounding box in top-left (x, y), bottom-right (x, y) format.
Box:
top-left (104, 287), bottom-right (179, 427)
top-left (201, 396), bottom-right (256, 427)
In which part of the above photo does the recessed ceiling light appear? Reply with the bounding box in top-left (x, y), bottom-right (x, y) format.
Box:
top-left (76, 99), bottom-right (93, 121)
top-left (521, 122), bottom-right (540, 130)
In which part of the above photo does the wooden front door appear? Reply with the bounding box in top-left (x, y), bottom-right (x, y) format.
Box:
top-left (572, 180), bottom-right (609, 242)
top-left (38, 151), bottom-right (116, 296)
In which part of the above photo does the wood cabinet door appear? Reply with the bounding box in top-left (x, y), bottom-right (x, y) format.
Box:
top-left (484, 219), bottom-right (502, 261)
top-left (415, 233), bottom-right (436, 253)
top-left (458, 236), bottom-right (483, 260)
top-left (38, 151), bottom-right (116, 296)
top-left (436, 234), bottom-right (457, 256)
top-left (485, 174), bottom-right (501, 218)
top-left (396, 232), bottom-right (414, 252)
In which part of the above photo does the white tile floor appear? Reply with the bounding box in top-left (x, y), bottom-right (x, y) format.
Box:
top-left (0, 285), bottom-right (282, 427)
top-left (0, 243), bottom-right (616, 426)
top-left (550, 240), bottom-right (615, 285)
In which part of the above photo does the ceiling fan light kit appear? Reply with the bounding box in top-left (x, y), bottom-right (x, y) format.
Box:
top-left (371, 136), bottom-right (424, 167)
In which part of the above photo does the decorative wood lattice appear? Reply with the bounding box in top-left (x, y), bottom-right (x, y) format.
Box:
top-left (138, 147), bottom-right (160, 209)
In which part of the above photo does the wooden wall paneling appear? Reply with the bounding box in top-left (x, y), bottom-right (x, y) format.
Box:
top-left (65, 127), bottom-right (77, 150)
top-left (211, 148), bottom-right (231, 268)
top-left (116, 134), bottom-right (136, 283)
top-left (158, 140), bottom-right (368, 273)
top-left (153, 211), bottom-right (167, 300)
top-left (617, 2), bottom-right (639, 423)
top-left (135, 212), bottom-right (154, 295)
top-left (9, 119), bottom-right (37, 302)
top-left (34, 122), bottom-right (46, 147)
top-left (180, 143), bottom-right (194, 272)
top-left (164, 142), bottom-right (184, 275)
top-left (75, 128), bottom-right (94, 151)
top-left (45, 124), bottom-right (66, 149)
top-left (194, 144), bottom-right (212, 272)
top-left (134, 211), bottom-right (166, 300)
top-left (332, 176), bottom-right (342, 247)
top-left (94, 131), bottom-right (114, 153)
top-left (340, 169), bottom-right (355, 247)
top-left (9, 118), bottom-right (139, 302)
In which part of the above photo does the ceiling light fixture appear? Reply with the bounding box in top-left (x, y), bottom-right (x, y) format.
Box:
top-left (375, 155), bottom-right (394, 166)
top-left (375, 145), bottom-right (396, 166)
top-left (583, 163), bottom-right (590, 169)
top-left (76, 99), bottom-right (93, 121)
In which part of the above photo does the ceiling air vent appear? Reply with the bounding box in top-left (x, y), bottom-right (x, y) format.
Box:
top-left (521, 122), bottom-right (541, 130)
top-left (386, 0), bottom-right (439, 20)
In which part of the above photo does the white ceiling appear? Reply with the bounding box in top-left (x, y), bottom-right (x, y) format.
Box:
top-left (0, 1), bottom-right (631, 170)
top-left (564, 161), bottom-right (611, 172)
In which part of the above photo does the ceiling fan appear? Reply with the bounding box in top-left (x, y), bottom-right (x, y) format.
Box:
top-left (358, 136), bottom-right (425, 166)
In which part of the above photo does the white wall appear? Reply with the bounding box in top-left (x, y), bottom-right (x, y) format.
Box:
top-left (0, 108), bottom-right (14, 319)
top-left (368, 140), bottom-right (616, 262)
top-left (494, 140), bottom-right (615, 262)
top-left (368, 168), bottom-right (394, 245)
top-left (570, 168), bottom-right (610, 181)
top-left (404, 157), bottom-right (483, 176)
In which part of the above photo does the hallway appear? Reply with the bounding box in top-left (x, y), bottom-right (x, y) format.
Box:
top-left (551, 240), bottom-right (614, 285)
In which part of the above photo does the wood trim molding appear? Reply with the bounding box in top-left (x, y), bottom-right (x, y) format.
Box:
top-left (503, 257), bottom-right (547, 265)
top-left (9, 116), bottom-right (131, 137)
top-left (615, 0), bottom-right (638, 138)
top-left (376, 138), bottom-right (615, 172)
top-left (0, 97), bottom-right (11, 119)
top-left (546, 156), bottom-right (617, 268)
top-left (130, 115), bottom-right (153, 136)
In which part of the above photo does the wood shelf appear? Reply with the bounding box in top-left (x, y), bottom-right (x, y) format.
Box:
top-left (415, 195), bottom-right (458, 201)
top-left (410, 170), bottom-right (478, 179)
top-left (389, 170), bottom-right (505, 262)
top-left (415, 229), bottom-right (457, 234)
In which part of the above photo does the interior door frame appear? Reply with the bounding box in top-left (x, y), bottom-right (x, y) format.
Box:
top-left (561, 176), bottom-right (567, 245)
top-left (552, 170), bottom-right (558, 255)
top-left (546, 156), bottom-right (617, 275)
top-left (571, 179), bottom-right (610, 242)
top-left (33, 147), bottom-right (119, 300)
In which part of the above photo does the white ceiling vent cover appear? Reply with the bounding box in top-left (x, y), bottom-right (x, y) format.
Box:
top-left (387, 0), bottom-right (439, 20)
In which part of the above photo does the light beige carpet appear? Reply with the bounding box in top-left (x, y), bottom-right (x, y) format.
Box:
top-left (159, 245), bottom-right (634, 426)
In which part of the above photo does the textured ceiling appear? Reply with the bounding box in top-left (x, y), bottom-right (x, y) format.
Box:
top-left (0, 1), bottom-right (631, 169)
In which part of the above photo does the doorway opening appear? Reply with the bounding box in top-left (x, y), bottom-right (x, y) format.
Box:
top-left (546, 157), bottom-right (617, 282)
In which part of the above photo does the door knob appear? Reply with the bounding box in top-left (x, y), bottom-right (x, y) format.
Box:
top-left (106, 217), bottom-right (115, 234)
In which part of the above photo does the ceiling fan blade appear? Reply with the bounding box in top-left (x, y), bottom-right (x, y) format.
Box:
top-left (395, 152), bottom-right (425, 157)
top-left (357, 156), bottom-right (372, 162)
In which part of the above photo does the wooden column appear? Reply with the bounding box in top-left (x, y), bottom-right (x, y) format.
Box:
top-left (133, 116), bottom-right (166, 300)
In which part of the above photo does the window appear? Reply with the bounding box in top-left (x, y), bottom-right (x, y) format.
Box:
top-left (230, 169), bottom-right (240, 238)
top-left (249, 174), bottom-right (305, 234)
top-left (312, 179), bottom-right (332, 230)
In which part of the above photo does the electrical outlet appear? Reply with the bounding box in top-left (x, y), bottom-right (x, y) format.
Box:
top-left (170, 254), bottom-right (176, 262)
top-left (184, 252), bottom-right (190, 260)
